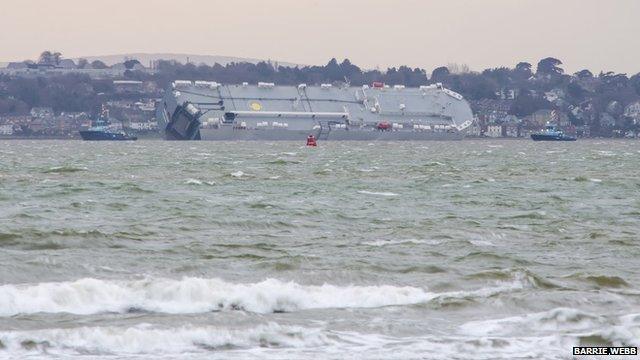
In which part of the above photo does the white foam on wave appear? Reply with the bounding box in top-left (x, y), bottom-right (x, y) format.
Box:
top-left (0, 322), bottom-right (596, 359)
top-left (460, 308), bottom-right (601, 336)
top-left (0, 276), bottom-right (534, 317)
top-left (468, 239), bottom-right (496, 247)
top-left (362, 239), bottom-right (444, 247)
top-left (230, 171), bottom-right (245, 178)
top-left (336, 331), bottom-right (577, 360)
top-left (0, 278), bottom-right (432, 316)
top-left (185, 178), bottom-right (202, 185)
top-left (596, 150), bottom-right (617, 157)
top-left (433, 276), bottom-right (533, 304)
top-left (0, 323), bottom-right (333, 356)
top-left (459, 308), bottom-right (640, 347)
top-left (357, 190), bottom-right (399, 197)
top-left (185, 178), bottom-right (215, 186)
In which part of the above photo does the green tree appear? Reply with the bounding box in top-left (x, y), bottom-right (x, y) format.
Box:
top-left (52, 52), bottom-right (62, 65)
top-left (37, 51), bottom-right (62, 65)
top-left (515, 62), bottom-right (532, 75)
top-left (482, 67), bottom-right (512, 87)
top-left (124, 59), bottom-right (142, 70)
top-left (509, 91), bottom-right (552, 117)
top-left (630, 73), bottom-right (640, 95)
top-left (38, 51), bottom-right (52, 64)
top-left (90, 60), bottom-right (108, 69)
top-left (77, 58), bottom-right (89, 69)
top-left (574, 69), bottom-right (593, 79)
top-left (536, 57), bottom-right (564, 76)
top-left (430, 66), bottom-right (450, 82)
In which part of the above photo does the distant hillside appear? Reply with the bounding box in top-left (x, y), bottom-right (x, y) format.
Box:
top-left (73, 53), bottom-right (303, 68)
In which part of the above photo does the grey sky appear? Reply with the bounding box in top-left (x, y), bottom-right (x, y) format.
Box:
top-left (1, 0), bottom-right (638, 74)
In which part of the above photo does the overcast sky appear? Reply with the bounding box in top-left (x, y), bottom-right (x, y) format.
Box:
top-left (1, 0), bottom-right (638, 74)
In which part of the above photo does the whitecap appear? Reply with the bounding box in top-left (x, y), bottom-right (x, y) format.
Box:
top-left (362, 239), bottom-right (444, 247)
top-left (185, 178), bottom-right (215, 186)
top-left (0, 276), bottom-right (542, 318)
top-left (357, 190), bottom-right (399, 197)
top-left (185, 178), bottom-right (203, 185)
top-left (459, 308), bottom-right (604, 336)
top-left (0, 323), bottom-right (332, 355)
top-left (596, 150), bottom-right (616, 157)
top-left (468, 239), bottom-right (495, 247)
top-left (459, 310), bottom-right (640, 348)
top-left (590, 178), bottom-right (602, 183)
top-left (0, 322), bottom-right (598, 359)
top-left (0, 277), bottom-right (435, 316)
top-left (230, 171), bottom-right (245, 178)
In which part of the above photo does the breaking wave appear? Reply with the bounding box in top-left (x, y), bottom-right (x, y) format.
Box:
top-left (0, 277), bottom-right (431, 316)
top-left (361, 239), bottom-right (444, 247)
top-left (357, 190), bottom-right (399, 197)
top-left (0, 323), bottom-right (333, 356)
top-left (3, 321), bottom-right (632, 359)
top-left (0, 276), bottom-right (535, 316)
top-left (185, 178), bottom-right (216, 186)
top-left (459, 308), bottom-right (640, 347)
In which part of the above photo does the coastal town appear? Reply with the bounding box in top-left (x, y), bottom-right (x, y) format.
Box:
top-left (2, 2), bottom-right (640, 359)
top-left (1, 51), bottom-right (639, 139)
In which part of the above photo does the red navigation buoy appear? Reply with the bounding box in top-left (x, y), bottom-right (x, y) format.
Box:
top-left (306, 134), bottom-right (317, 147)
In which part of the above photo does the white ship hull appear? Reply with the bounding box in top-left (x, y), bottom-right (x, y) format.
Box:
top-left (199, 127), bottom-right (465, 141)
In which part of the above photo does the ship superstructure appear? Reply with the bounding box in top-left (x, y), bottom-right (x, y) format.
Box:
top-left (79, 105), bottom-right (137, 141)
top-left (158, 81), bottom-right (473, 141)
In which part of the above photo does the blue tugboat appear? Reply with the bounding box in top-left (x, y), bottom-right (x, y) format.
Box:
top-left (79, 105), bottom-right (137, 141)
top-left (531, 123), bottom-right (576, 141)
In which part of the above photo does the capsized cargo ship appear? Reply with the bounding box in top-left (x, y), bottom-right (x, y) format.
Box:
top-left (158, 80), bottom-right (474, 141)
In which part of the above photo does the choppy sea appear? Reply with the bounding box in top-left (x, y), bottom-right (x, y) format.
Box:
top-left (0, 139), bottom-right (639, 359)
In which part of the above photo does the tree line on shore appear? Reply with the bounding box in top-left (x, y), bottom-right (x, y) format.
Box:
top-left (1, 52), bottom-right (639, 135)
